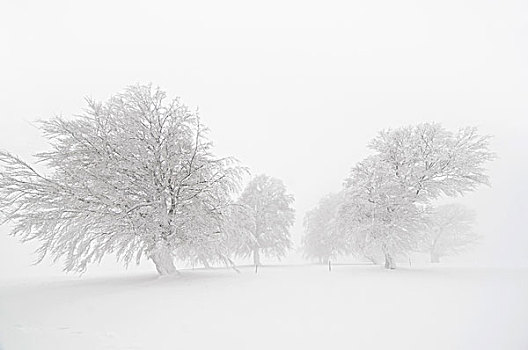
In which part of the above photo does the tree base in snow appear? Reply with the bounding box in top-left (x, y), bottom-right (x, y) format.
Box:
top-left (150, 246), bottom-right (177, 276)
top-left (384, 253), bottom-right (396, 269)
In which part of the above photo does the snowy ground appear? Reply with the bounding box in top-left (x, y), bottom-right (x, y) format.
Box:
top-left (1, 263), bottom-right (527, 350)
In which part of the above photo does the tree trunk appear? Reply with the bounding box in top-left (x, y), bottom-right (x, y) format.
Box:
top-left (200, 257), bottom-right (211, 269)
top-left (253, 247), bottom-right (261, 266)
top-left (150, 244), bottom-right (177, 276)
top-left (430, 252), bottom-right (440, 263)
top-left (384, 252), bottom-right (396, 269)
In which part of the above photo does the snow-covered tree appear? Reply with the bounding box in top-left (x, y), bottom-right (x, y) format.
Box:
top-left (230, 174), bottom-right (295, 266)
top-left (341, 123), bottom-right (494, 269)
top-left (0, 85), bottom-right (244, 275)
top-left (421, 203), bottom-right (479, 263)
top-left (369, 123), bottom-right (495, 202)
top-left (302, 192), bottom-right (348, 264)
top-left (341, 156), bottom-right (425, 268)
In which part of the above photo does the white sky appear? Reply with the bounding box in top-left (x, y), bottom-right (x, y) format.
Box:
top-left (1, 0), bottom-right (527, 271)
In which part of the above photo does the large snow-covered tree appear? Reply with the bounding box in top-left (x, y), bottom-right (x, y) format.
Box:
top-left (420, 203), bottom-right (479, 263)
top-left (230, 174), bottom-right (295, 266)
top-left (0, 85), bottom-right (244, 275)
top-left (302, 192), bottom-right (348, 264)
top-left (341, 123), bottom-right (494, 269)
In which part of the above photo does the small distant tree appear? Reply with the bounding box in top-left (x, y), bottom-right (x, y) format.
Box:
top-left (421, 203), bottom-right (479, 263)
top-left (0, 85), bottom-right (244, 275)
top-left (231, 175), bottom-right (295, 266)
top-left (302, 192), bottom-right (348, 264)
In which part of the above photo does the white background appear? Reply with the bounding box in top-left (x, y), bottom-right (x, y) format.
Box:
top-left (1, 0), bottom-right (527, 274)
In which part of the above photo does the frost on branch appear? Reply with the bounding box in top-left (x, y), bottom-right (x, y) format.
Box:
top-left (0, 85), bottom-right (244, 275)
top-left (368, 123), bottom-right (495, 200)
top-left (229, 174), bottom-right (295, 266)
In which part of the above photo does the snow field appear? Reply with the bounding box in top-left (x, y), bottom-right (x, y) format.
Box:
top-left (1, 264), bottom-right (527, 350)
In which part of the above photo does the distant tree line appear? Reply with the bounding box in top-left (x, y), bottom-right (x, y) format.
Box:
top-left (0, 85), bottom-right (495, 275)
top-left (302, 123), bottom-right (494, 268)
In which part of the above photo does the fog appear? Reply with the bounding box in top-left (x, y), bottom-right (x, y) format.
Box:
top-left (1, 0), bottom-right (527, 272)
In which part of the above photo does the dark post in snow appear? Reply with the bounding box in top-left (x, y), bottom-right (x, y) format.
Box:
top-left (328, 259), bottom-right (332, 272)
